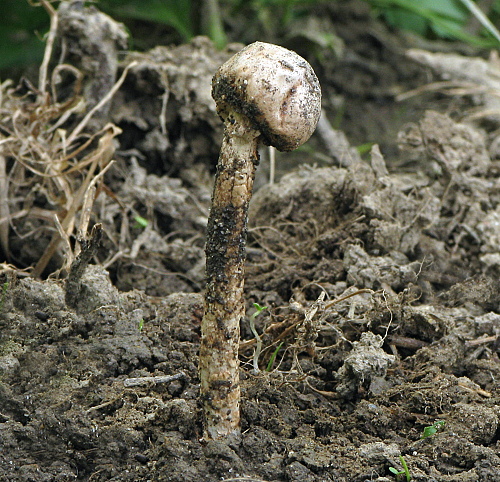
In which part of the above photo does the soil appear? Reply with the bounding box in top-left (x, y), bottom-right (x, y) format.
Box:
top-left (1, 1), bottom-right (500, 481)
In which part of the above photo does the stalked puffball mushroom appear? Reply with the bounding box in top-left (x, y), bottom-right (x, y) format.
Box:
top-left (199, 41), bottom-right (321, 443)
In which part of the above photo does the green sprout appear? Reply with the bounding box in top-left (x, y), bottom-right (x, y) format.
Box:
top-left (421, 420), bottom-right (445, 439)
top-left (249, 302), bottom-right (267, 374)
top-left (133, 215), bottom-right (149, 229)
top-left (265, 342), bottom-right (283, 372)
top-left (389, 455), bottom-right (411, 481)
top-left (370, 0), bottom-right (500, 48)
top-left (138, 318), bottom-right (145, 331)
top-left (356, 142), bottom-right (375, 155)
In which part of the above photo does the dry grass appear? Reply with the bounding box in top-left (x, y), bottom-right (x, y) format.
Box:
top-left (0, 1), bottom-right (135, 277)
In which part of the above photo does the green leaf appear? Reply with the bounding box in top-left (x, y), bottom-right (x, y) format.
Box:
top-left (0, 0), bottom-right (50, 70)
top-left (383, 9), bottom-right (427, 35)
top-left (356, 142), bottom-right (375, 155)
top-left (99, 0), bottom-right (194, 41)
top-left (252, 302), bottom-right (266, 311)
top-left (421, 420), bottom-right (445, 439)
top-left (266, 342), bottom-right (283, 372)
top-left (133, 215), bottom-right (149, 229)
top-left (370, 0), bottom-right (500, 47)
top-left (419, 0), bottom-right (468, 22)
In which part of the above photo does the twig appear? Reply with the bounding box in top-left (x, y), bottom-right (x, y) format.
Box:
top-left (123, 372), bottom-right (186, 388)
top-left (465, 335), bottom-right (498, 347)
top-left (38, 0), bottom-right (58, 94)
top-left (77, 159), bottom-right (115, 240)
top-left (65, 223), bottom-right (103, 307)
top-left (268, 146), bottom-right (275, 184)
top-left (86, 395), bottom-right (122, 413)
top-left (32, 125), bottom-right (120, 278)
top-left (315, 109), bottom-right (360, 167)
top-left (324, 289), bottom-right (374, 309)
top-left (53, 212), bottom-right (73, 270)
top-left (0, 155), bottom-right (9, 259)
top-left (66, 61), bottom-right (138, 146)
top-left (223, 479), bottom-right (269, 482)
top-left (389, 335), bottom-right (429, 350)
top-left (396, 80), bottom-right (487, 102)
top-left (457, 380), bottom-right (491, 398)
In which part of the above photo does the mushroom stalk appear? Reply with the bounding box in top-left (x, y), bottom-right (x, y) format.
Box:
top-left (199, 113), bottom-right (260, 443)
top-left (200, 41), bottom-right (321, 443)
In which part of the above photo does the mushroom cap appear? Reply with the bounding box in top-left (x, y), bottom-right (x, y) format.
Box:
top-left (212, 42), bottom-right (321, 152)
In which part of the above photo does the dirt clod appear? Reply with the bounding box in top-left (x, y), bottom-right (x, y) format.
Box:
top-left (1, 1), bottom-right (500, 481)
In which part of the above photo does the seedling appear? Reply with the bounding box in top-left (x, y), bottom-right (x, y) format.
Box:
top-left (421, 420), bottom-right (445, 439)
top-left (138, 318), bottom-right (145, 332)
top-left (251, 302), bottom-right (267, 316)
top-left (389, 455), bottom-right (411, 482)
top-left (266, 342), bottom-right (284, 372)
top-left (133, 215), bottom-right (149, 229)
top-left (249, 303), bottom-right (267, 374)
top-left (199, 41), bottom-right (321, 442)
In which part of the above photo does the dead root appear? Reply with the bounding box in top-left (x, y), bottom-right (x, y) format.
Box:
top-left (0, 2), bottom-right (136, 277)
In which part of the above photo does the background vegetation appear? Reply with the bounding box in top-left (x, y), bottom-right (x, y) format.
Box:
top-left (1, 0), bottom-right (500, 78)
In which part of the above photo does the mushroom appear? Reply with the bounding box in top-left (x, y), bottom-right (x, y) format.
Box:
top-left (199, 41), bottom-right (321, 443)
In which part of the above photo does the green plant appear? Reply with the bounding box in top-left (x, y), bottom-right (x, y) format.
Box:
top-left (248, 302), bottom-right (268, 374)
top-left (1, 0), bottom-right (130, 277)
top-left (0, 0), bottom-right (50, 71)
top-left (86, 0), bottom-right (228, 48)
top-left (133, 215), bottom-right (149, 229)
top-left (6, 0), bottom-right (500, 77)
top-left (229, 0), bottom-right (321, 34)
top-left (389, 455), bottom-right (411, 482)
top-left (458, 0), bottom-right (500, 43)
top-left (421, 420), bottom-right (445, 439)
top-left (138, 318), bottom-right (145, 331)
top-left (265, 341), bottom-right (283, 372)
top-left (369, 0), bottom-right (500, 48)
top-left (98, 0), bottom-right (195, 43)
top-left (1, 0), bottom-right (225, 75)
